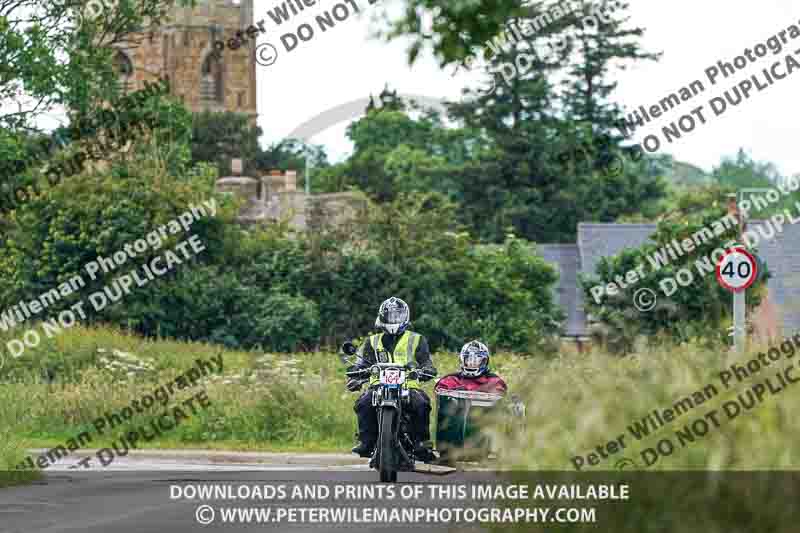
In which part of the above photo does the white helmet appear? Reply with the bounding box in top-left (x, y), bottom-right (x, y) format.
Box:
top-left (375, 297), bottom-right (410, 335)
top-left (459, 340), bottom-right (490, 377)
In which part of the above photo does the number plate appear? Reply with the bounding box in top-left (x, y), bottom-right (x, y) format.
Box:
top-left (380, 369), bottom-right (405, 386)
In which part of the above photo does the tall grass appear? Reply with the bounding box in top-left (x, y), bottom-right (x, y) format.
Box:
top-left (0, 325), bottom-right (358, 477)
top-left (495, 339), bottom-right (800, 470)
top-left (3, 324), bottom-right (800, 477)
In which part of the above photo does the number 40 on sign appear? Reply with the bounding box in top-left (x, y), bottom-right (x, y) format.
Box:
top-left (716, 247), bottom-right (758, 293)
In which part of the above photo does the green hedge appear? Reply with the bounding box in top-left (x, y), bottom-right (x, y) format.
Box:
top-left (0, 156), bottom-right (562, 353)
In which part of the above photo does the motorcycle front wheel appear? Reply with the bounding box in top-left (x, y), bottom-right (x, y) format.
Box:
top-left (378, 408), bottom-right (397, 483)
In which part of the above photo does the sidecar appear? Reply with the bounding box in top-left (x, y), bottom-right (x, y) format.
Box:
top-left (434, 389), bottom-right (511, 465)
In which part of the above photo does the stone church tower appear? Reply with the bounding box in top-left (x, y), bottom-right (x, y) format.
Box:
top-left (114, 0), bottom-right (257, 120)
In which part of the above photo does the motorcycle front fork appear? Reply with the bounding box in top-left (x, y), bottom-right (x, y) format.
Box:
top-left (371, 388), bottom-right (410, 406)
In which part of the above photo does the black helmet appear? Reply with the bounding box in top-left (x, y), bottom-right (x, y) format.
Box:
top-left (375, 297), bottom-right (410, 335)
top-left (459, 340), bottom-right (490, 377)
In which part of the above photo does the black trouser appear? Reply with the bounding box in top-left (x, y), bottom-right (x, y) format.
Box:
top-left (354, 386), bottom-right (431, 446)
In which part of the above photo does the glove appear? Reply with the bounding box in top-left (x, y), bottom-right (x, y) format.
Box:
top-left (346, 365), bottom-right (370, 377)
top-left (346, 377), bottom-right (365, 392)
top-left (416, 366), bottom-right (437, 382)
top-left (346, 365), bottom-right (370, 392)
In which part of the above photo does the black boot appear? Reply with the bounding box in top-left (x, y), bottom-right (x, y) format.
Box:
top-left (351, 441), bottom-right (375, 458)
top-left (413, 440), bottom-right (435, 463)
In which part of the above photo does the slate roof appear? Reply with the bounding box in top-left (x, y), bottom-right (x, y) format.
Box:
top-left (538, 244), bottom-right (584, 337)
top-left (538, 221), bottom-right (800, 339)
top-left (749, 220), bottom-right (800, 337)
top-left (577, 223), bottom-right (657, 277)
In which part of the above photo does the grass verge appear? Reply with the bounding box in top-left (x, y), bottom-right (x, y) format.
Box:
top-left (3, 325), bottom-right (800, 477)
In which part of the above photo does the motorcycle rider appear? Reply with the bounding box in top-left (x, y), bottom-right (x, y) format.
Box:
top-left (435, 340), bottom-right (507, 394)
top-left (346, 297), bottom-right (437, 461)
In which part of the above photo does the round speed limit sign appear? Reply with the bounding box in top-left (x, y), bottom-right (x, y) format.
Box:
top-left (716, 247), bottom-right (758, 292)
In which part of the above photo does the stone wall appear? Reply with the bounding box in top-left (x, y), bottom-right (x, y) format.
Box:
top-left (214, 170), bottom-right (366, 231)
top-left (307, 192), bottom-right (368, 231)
top-left (116, 0), bottom-right (257, 120)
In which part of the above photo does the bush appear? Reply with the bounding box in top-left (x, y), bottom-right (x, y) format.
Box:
top-left (254, 292), bottom-right (320, 352)
top-left (305, 192), bottom-right (563, 352)
top-left (0, 154), bottom-right (561, 353)
top-left (581, 203), bottom-right (769, 353)
top-left (0, 154), bottom-right (229, 318)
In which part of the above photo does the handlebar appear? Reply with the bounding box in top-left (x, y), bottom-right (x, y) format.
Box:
top-left (346, 362), bottom-right (434, 380)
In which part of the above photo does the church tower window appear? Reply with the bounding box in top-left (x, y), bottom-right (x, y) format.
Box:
top-left (200, 53), bottom-right (224, 105)
top-left (113, 50), bottom-right (134, 94)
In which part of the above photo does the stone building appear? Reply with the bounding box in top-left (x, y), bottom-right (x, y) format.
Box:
top-left (107, 2), bottom-right (367, 231)
top-left (113, 0), bottom-right (257, 119)
top-left (216, 163), bottom-right (368, 231)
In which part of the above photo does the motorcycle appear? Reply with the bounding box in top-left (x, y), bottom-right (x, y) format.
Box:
top-left (341, 341), bottom-right (433, 483)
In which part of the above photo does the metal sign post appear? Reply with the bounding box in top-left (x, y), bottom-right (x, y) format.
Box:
top-left (733, 291), bottom-right (746, 353)
top-left (731, 188), bottom-right (772, 352)
top-left (717, 246), bottom-right (758, 353)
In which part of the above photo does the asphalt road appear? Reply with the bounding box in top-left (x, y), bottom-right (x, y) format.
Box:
top-left (0, 451), bottom-right (487, 533)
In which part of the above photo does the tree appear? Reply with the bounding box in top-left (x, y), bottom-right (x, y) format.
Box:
top-left (190, 112), bottom-right (329, 181)
top-left (316, 94), bottom-right (466, 201)
top-left (712, 148), bottom-right (780, 189)
top-left (304, 190), bottom-right (563, 351)
top-left (256, 139), bottom-right (329, 191)
top-left (581, 197), bottom-right (768, 354)
top-left (438, 0), bottom-right (664, 243)
top-left (0, 0), bottom-right (194, 202)
top-left (0, 0), bottom-right (192, 128)
top-left (558, 1), bottom-right (661, 134)
top-left (378, 0), bottom-right (531, 66)
top-left (190, 111), bottom-right (264, 176)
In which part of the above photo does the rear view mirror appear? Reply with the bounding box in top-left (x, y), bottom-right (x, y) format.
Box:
top-left (341, 341), bottom-right (357, 356)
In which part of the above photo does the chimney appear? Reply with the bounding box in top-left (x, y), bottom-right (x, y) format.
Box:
top-left (285, 170), bottom-right (297, 192)
top-left (727, 193), bottom-right (744, 234)
top-left (231, 158), bottom-right (243, 176)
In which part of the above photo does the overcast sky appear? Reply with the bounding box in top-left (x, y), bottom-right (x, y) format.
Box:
top-left (255, 0), bottom-right (800, 176)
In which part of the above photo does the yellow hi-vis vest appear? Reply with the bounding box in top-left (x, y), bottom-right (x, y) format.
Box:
top-left (367, 331), bottom-right (422, 388)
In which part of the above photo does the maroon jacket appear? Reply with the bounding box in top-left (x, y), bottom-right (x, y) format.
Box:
top-left (435, 372), bottom-right (507, 395)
